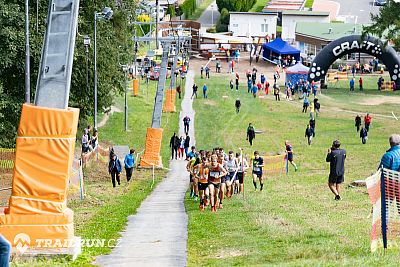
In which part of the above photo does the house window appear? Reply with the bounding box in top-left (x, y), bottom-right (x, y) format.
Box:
top-left (233, 24), bottom-right (238, 27)
top-left (304, 43), bottom-right (317, 56)
top-left (261, 24), bottom-right (268, 33)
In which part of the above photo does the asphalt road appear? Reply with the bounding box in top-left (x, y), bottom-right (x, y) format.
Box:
top-left (197, 1), bottom-right (220, 29)
top-left (333, 0), bottom-right (382, 24)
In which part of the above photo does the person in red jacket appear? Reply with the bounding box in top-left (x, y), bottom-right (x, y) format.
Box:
top-left (364, 113), bottom-right (372, 132)
top-left (359, 77), bottom-right (363, 91)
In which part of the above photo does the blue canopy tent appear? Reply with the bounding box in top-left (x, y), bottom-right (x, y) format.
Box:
top-left (262, 38), bottom-right (301, 64)
top-left (285, 62), bottom-right (309, 85)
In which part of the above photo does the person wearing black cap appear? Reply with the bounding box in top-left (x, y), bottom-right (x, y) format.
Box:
top-left (326, 140), bottom-right (346, 200)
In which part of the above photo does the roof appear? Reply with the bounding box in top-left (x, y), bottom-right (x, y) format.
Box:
top-left (262, 38), bottom-right (300, 54)
top-left (286, 62), bottom-right (309, 74)
top-left (282, 10), bottom-right (330, 16)
top-left (295, 22), bottom-right (364, 41)
top-left (229, 11), bottom-right (278, 16)
top-left (201, 32), bottom-right (253, 43)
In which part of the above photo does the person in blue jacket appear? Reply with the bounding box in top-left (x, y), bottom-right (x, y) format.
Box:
top-left (109, 152), bottom-right (122, 187)
top-left (124, 149), bottom-right (135, 182)
top-left (0, 234), bottom-right (10, 267)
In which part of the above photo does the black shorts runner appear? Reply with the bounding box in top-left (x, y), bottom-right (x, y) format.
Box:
top-left (225, 171), bottom-right (236, 182)
top-left (189, 174), bottom-right (193, 182)
top-left (209, 182), bottom-right (220, 189)
top-left (253, 171), bottom-right (262, 178)
top-left (198, 182), bottom-right (208, 191)
top-left (329, 174), bottom-right (344, 184)
top-left (237, 172), bottom-right (244, 184)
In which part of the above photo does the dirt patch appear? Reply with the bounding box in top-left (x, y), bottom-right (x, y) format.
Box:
top-left (203, 99), bottom-right (218, 106)
top-left (358, 95), bottom-right (400, 106)
top-left (212, 249), bottom-right (245, 259)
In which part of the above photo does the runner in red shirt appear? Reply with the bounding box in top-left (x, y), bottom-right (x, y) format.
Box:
top-left (364, 113), bottom-right (372, 132)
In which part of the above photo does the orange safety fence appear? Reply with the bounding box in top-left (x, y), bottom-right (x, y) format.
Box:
top-left (140, 128), bottom-right (163, 168)
top-left (133, 78), bottom-right (139, 97)
top-left (163, 89), bottom-right (176, 113)
top-left (1, 104), bottom-right (79, 251)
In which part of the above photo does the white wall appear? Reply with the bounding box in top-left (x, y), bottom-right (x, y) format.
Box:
top-left (281, 15), bottom-right (330, 42)
top-left (229, 13), bottom-right (277, 38)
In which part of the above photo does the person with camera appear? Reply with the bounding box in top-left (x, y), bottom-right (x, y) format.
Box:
top-left (326, 140), bottom-right (346, 200)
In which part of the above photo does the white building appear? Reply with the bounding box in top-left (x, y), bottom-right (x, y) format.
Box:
top-left (281, 10), bottom-right (330, 43)
top-left (229, 12), bottom-right (278, 38)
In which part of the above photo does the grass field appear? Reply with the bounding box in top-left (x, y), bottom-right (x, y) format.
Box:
top-left (249, 0), bottom-right (269, 12)
top-left (185, 73), bottom-right (400, 265)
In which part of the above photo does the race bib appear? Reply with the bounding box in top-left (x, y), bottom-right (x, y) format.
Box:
top-left (253, 167), bottom-right (261, 172)
top-left (210, 172), bottom-right (219, 177)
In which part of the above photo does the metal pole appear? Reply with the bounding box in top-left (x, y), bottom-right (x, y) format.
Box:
top-left (85, 45), bottom-right (89, 103)
top-left (156, 0), bottom-right (159, 49)
top-left (124, 69), bottom-right (128, 131)
top-left (25, 0), bottom-right (31, 103)
top-left (94, 13), bottom-right (98, 129)
top-left (211, 5), bottom-right (214, 26)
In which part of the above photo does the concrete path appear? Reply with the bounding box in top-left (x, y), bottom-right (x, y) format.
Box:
top-left (197, 1), bottom-right (220, 29)
top-left (95, 70), bottom-right (196, 267)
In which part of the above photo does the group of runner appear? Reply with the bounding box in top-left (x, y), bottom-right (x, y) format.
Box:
top-left (186, 146), bottom-right (270, 212)
top-left (185, 141), bottom-right (300, 212)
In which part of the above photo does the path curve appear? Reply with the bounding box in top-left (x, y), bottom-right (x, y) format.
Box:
top-left (94, 70), bottom-right (196, 267)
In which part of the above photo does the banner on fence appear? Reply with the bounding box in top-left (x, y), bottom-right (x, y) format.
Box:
top-left (248, 154), bottom-right (286, 177)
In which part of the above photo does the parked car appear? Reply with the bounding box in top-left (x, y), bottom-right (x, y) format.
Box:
top-left (374, 0), bottom-right (386, 6)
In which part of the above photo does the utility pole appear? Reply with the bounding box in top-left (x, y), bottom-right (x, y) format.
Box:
top-left (25, 0), bottom-right (31, 103)
top-left (156, 0), bottom-right (159, 49)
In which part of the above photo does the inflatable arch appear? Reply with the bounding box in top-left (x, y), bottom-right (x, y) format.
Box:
top-left (308, 35), bottom-right (400, 87)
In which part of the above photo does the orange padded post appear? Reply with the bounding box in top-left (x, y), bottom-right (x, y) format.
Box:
top-left (0, 104), bottom-right (79, 252)
top-left (163, 89), bottom-right (176, 113)
top-left (133, 79), bottom-right (139, 97)
top-left (140, 128), bottom-right (163, 168)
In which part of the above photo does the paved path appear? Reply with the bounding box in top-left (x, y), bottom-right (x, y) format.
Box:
top-left (333, 0), bottom-right (380, 24)
top-left (197, 1), bottom-right (220, 29)
top-left (95, 70), bottom-right (196, 267)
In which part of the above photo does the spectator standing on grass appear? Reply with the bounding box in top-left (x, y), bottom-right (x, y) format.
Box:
top-left (349, 78), bottom-right (354, 91)
top-left (326, 140), bottom-right (346, 200)
top-left (230, 79), bottom-right (234, 90)
top-left (0, 234), bottom-right (11, 267)
top-left (236, 74), bottom-right (240, 90)
top-left (378, 76), bottom-right (384, 90)
top-left (314, 98), bottom-right (320, 117)
top-left (203, 83), bottom-right (208, 98)
top-left (228, 60), bottom-right (232, 73)
top-left (305, 124), bottom-right (314, 145)
top-left (200, 65), bottom-right (204, 78)
top-left (252, 83), bottom-right (258, 98)
top-left (260, 73), bottom-right (265, 89)
top-left (257, 81), bottom-right (262, 92)
top-left (265, 80), bottom-right (270, 95)
top-left (90, 129), bottom-right (98, 149)
top-left (359, 77), bottom-right (363, 91)
top-left (231, 59), bottom-right (235, 73)
top-left (379, 134), bottom-right (400, 170)
top-left (360, 127), bottom-right (368, 144)
top-left (355, 114), bottom-right (362, 132)
top-left (205, 66), bottom-right (210, 79)
top-left (247, 123), bottom-right (256, 146)
top-left (109, 153), bottom-right (122, 188)
top-left (285, 140), bottom-right (298, 172)
top-left (364, 113), bottom-right (372, 132)
top-left (178, 136), bottom-right (185, 159)
top-left (169, 132), bottom-right (179, 160)
top-left (124, 149), bottom-right (135, 182)
top-left (247, 78), bottom-right (252, 93)
top-left (191, 83), bottom-right (198, 99)
top-left (81, 129), bottom-right (91, 154)
top-left (274, 84), bottom-right (280, 101)
top-left (309, 118), bottom-right (316, 136)
top-left (235, 98), bottom-right (241, 114)
top-left (302, 97), bottom-right (309, 113)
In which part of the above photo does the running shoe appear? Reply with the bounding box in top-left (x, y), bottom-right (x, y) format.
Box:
top-left (211, 206), bottom-right (216, 212)
top-left (194, 196), bottom-right (198, 201)
top-left (219, 203), bottom-right (223, 209)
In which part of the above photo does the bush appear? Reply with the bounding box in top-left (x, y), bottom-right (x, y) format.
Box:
top-left (180, 0), bottom-right (196, 18)
top-left (216, 21), bottom-right (228, 32)
top-left (216, 8), bottom-right (229, 32)
top-left (167, 4), bottom-right (175, 17)
top-left (216, 0), bottom-right (256, 12)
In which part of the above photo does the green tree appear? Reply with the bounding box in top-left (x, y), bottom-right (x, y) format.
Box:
top-left (216, 8), bottom-right (229, 32)
top-left (363, 0), bottom-right (400, 50)
top-left (216, 0), bottom-right (256, 12)
top-left (0, 0), bottom-right (137, 147)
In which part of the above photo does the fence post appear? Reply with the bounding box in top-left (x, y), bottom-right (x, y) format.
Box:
top-left (380, 165), bottom-right (388, 251)
top-left (79, 158), bottom-right (84, 201)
